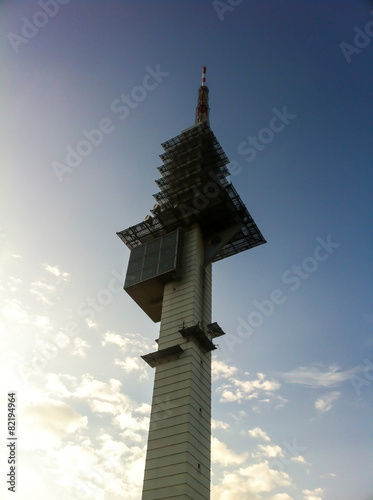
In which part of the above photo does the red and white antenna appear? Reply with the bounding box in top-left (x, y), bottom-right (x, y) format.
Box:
top-left (201, 66), bottom-right (207, 87)
top-left (195, 66), bottom-right (209, 124)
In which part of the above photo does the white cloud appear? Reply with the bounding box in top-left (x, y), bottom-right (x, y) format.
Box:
top-left (314, 391), bottom-right (341, 414)
top-left (302, 487), bottom-right (323, 500)
top-left (114, 356), bottom-right (149, 381)
top-left (321, 472), bottom-right (336, 478)
top-left (135, 402), bottom-right (151, 415)
top-left (240, 461), bottom-right (292, 492)
top-left (102, 331), bottom-right (150, 353)
top-left (271, 494), bottom-right (294, 500)
top-left (212, 418), bottom-right (230, 430)
top-left (43, 263), bottom-right (70, 282)
top-left (71, 375), bottom-right (149, 443)
top-left (30, 280), bottom-right (56, 305)
top-left (1, 298), bottom-right (29, 324)
top-left (45, 373), bottom-right (74, 398)
top-left (236, 373), bottom-right (280, 393)
top-left (31, 280), bottom-right (56, 292)
top-left (72, 337), bottom-right (90, 357)
top-left (30, 289), bottom-right (53, 305)
top-left (278, 365), bottom-right (360, 388)
top-left (116, 412), bottom-right (149, 442)
top-left (212, 359), bottom-right (238, 381)
top-left (219, 387), bottom-right (246, 403)
top-left (102, 331), bottom-right (127, 349)
top-left (212, 436), bottom-right (248, 466)
top-left (257, 444), bottom-right (283, 458)
top-left (35, 314), bottom-right (53, 333)
top-left (36, 432), bottom-right (145, 500)
top-left (275, 394), bottom-right (288, 409)
top-left (86, 318), bottom-right (97, 328)
top-left (248, 427), bottom-right (271, 442)
top-left (49, 442), bottom-right (105, 498)
top-left (212, 460), bottom-right (291, 499)
top-left (217, 372), bottom-right (281, 404)
top-left (15, 371), bottom-right (150, 498)
top-left (73, 375), bottom-right (123, 405)
top-left (7, 276), bottom-right (23, 292)
top-left (232, 410), bottom-right (247, 423)
top-left (115, 356), bottom-right (142, 372)
top-left (21, 400), bottom-right (88, 450)
top-left (291, 455), bottom-right (307, 464)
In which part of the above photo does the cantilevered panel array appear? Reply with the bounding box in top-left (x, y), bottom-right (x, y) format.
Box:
top-left (117, 122), bottom-right (266, 262)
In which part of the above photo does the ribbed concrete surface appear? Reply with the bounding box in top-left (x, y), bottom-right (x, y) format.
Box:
top-left (142, 225), bottom-right (212, 500)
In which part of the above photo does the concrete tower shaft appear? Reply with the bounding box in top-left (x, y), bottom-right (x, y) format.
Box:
top-left (141, 225), bottom-right (212, 500)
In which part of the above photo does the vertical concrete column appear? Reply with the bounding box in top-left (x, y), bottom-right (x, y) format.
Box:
top-left (141, 224), bottom-right (212, 500)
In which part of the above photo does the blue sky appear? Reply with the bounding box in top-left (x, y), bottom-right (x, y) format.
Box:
top-left (1, 1), bottom-right (372, 499)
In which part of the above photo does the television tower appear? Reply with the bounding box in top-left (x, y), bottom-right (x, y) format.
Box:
top-left (117, 67), bottom-right (266, 500)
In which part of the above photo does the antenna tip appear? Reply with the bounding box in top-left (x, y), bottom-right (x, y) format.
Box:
top-left (202, 66), bottom-right (207, 86)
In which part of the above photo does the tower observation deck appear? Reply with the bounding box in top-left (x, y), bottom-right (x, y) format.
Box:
top-left (117, 67), bottom-right (265, 500)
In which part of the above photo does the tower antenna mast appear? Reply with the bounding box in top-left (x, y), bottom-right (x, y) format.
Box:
top-left (195, 65), bottom-right (209, 124)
